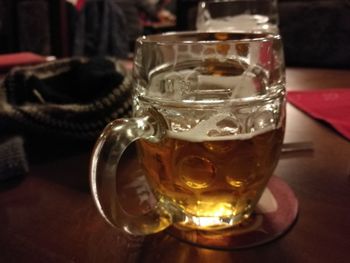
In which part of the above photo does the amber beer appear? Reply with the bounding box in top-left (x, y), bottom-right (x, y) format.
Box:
top-left (137, 123), bottom-right (284, 230)
top-left (90, 32), bottom-right (286, 236)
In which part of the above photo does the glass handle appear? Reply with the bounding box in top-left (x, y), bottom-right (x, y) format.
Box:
top-left (90, 111), bottom-right (173, 235)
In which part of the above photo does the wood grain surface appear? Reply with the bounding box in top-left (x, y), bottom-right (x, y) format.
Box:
top-left (1, 68), bottom-right (349, 263)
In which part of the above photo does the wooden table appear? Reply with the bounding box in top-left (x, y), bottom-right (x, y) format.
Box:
top-left (1, 68), bottom-right (349, 263)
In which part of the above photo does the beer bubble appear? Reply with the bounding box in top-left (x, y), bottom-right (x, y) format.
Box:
top-left (179, 156), bottom-right (216, 189)
top-left (205, 117), bottom-right (240, 144)
top-left (217, 117), bottom-right (239, 135)
top-left (226, 172), bottom-right (257, 189)
top-left (226, 177), bottom-right (246, 188)
top-left (225, 146), bottom-right (257, 188)
top-left (203, 140), bottom-right (235, 154)
top-left (248, 106), bottom-right (275, 132)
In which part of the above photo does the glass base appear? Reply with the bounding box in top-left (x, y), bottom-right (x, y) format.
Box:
top-left (174, 211), bottom-right (250, 231)
top-left (166, 176), bottom-right (298, 250)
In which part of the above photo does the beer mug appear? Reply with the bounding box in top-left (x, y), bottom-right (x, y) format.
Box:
top-left (196, 0), bottom-right (279, 34)
top-left (90, 32), bottom-right (286, 235)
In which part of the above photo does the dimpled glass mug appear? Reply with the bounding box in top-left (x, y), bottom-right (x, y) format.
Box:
top-left (90, 32), bottom-right (286, 236)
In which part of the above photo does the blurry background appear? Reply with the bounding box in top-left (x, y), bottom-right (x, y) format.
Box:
top-left (0, 0), bottom-right (350, 68)
top-left (175, 0), bottom-right (350, 68)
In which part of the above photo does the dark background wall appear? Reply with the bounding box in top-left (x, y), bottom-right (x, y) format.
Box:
top-left (0, 0), bottom-right (68, 56)
top-left (175, 0), bottom-right (350, 68)
top-left (1, 0), bottom-right (350, 68)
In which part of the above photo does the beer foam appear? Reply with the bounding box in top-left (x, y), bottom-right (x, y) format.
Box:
top-left (167, 114), bottom-right (277, 142)
top-left (197, 14), bottom-right (278, 34)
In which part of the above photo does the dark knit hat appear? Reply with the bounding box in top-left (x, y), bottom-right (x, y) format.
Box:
top-left (0, 57), bottom-right (133, 140)
top-left (0, 136), bottom-right (28, 181)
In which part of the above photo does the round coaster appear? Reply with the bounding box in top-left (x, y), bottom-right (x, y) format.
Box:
top-left (166, 176), bottom-right (298, 250)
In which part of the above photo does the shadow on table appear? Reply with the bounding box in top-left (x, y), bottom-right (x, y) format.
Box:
top-left (137, 230), bottom-right (298, 263)
top-left (22, 135), bottom-right (94, 192)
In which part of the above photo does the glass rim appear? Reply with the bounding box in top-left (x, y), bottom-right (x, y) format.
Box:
top-left (136, 31), bottom-right (280, 45)
top-left (137, 87), bottom-right (285, 109)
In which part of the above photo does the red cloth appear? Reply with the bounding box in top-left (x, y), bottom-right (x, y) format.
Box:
top-left (287, 88), bottom-right (350, 140)
top-left (66, 0), bottom-right (85, 11)
top-left (76, 0), bottom-right (85, 11)
top-left (0, 52), bottom-right (46, 72)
